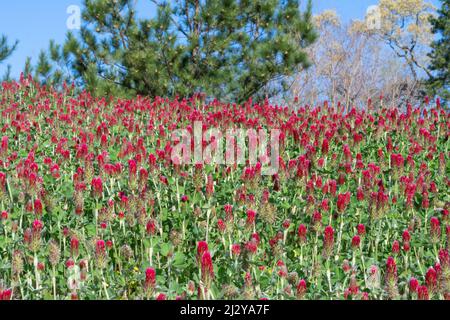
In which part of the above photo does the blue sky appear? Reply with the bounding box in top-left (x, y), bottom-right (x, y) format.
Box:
top-left (0, 0), bottom-right (441, 77)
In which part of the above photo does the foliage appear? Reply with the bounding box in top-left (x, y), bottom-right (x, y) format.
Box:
top-left (0, 35), bottom-right (18, 81)
top-left (33, 0), bottom-right (317, 102)
top-left (290, 10), bottom-right (427, 108)
top-left (352, 0), bottom-right (435, 82)
top-left (428, 0), bottom-right (450, 101)
top-left (0, 35), bottom-right (17, 65)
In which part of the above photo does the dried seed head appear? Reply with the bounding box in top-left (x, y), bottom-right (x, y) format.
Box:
top-left (194, 206), bottom-right (202, 218)
top-left (170, 229), bottom-right (182, 247)
top-left (367, 265), bottom-right (380, 290)
top-left (287, 272), bottom-right (299, 285)
top-left (222, 284), bottom-right (239, 298)
top-left (12, 250), bottom-right (24, 278)
top-left (187, 280), bottom-right (196, 296)
top-left (48, 239), bottom-right (60, 267)
top-left (120, 244), bottom-right (134, 261)
top-left (259, 202), bottom-right (276, 224)
top-left (284, 284), bottom-right (293, 296)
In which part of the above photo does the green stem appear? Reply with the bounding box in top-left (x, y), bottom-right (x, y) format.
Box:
top-left (101, 270), bottom-right (110, 300)
top-left (52, 265), bottom-right (57, 300)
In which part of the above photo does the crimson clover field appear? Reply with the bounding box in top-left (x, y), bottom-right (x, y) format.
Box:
top-left (0, 77), bottom-right (449, 300)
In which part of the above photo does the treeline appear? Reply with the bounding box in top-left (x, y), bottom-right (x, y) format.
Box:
top-left (0, 0), bottom-right (448, 105)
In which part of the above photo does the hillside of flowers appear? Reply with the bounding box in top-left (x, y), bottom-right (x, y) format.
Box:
top-left (0, 76), bottom-right (449, 300)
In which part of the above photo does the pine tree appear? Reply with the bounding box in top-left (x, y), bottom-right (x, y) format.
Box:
top-left (0, 35), bottom-right (18, 81)
top-left (0, 35), bottom-right (17, 64)
top-left (428, 0), bottom-right (450, 101)
top-left (36, 0), bottom-right (317, 101)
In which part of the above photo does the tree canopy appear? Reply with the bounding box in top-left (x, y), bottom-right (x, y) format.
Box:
top-left (33, 0), bottom-right (317, 102)
top-left (428, 0), bottom-right (450, 100)
top-left (0, 35), bottom-right (18, 80)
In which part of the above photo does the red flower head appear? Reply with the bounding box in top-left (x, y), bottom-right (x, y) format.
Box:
top-left (321, 139), bottom-right (329, 154)
top-left (213, 217), bottom-right (224, 231)
top-left (0, 172), bottom-right (6, 191)
top-left (391, 240), bottom-right (400, 255)
top-left (1, 210), bottom-right (8, 220)
top-left (343, 288), bottom-right (351, 300)
top-left (32, 219), bottom-right (43, 233)
top-left (409, 277), bottom-right (419, 294)
top-left (421, 192), bottom-right (430, 209)
top-left (34, 198), bottom-right (43, 215)
top-left (146, 219), bottom-right (157, 236)
top-left (442, 209), bottom-right (449, 222)
top-left (386, 256), bottom-right (397, 276)
top-left (349, 274), bottom-right (359, 295)
top-left (430, 217), bottom-right (441, 243)
top-left (197, 241), bottom-right (209, 261)
top-left (312, 210), bottom-right (322, 228)
top-left (385, 256), bottom-right (398, 297)
top-left (159, 175), bottom-right (168, 185)
top-left (384, 257), bottom-right (399, 297)
top-left (206, 174), bottom-right (214, 198)
top-left (323, 226), bottom-right (334, 258)
top-left (357, 224), bottom-right (366, 236)
top-left (351, 235), bottom-right (361, 249)
top-left (96, 240), bottom-right (106, 254)
top-left (231, 244), bottom-right (241, 257)
top-left (251, 232), bottom-right (260, 244)
top-left (337, 192), bottom-right (351, 213)
top-left (297, 224), bottom-right (307, 243)
top-left (148, 153), bottom-right (157, 170)
top-left (128, 159), bottom-right (137, 176)
top-left (438, 249), bottom-right (449, 270)
top-left (246, 209), bottom-right (256, 226)
top-left (244, 272), bottom-right (252, 287)
top-left (321, 199), bottom-right (329, 212)
top-left (37, 262), bottom-right (45, 271)
top-left (435, 262), bottom-right (442, 276)
top-left (70, 236), bottom-right (79, 258)
top-left (224, 204), bottom-right (233, 221)
top-left (156, 293), bottom-right (167, 300)
top-left (138, 167), bottom-right (148, 183)
top-left (425, 267), bottom-right (437, 294)
top-left (417, 286), bottom-right (429, 300)
top-left (63, 227), bottom-right (70, 237)
top-left (145, 267), bottom-right (156, 291)
top-left (403, 241), bottom-right (410, 252)
top-left (91, 177), bottom-right (103, 198)
top-left (0, 288), bottom-right (12, 301)
top-left (318, 158), bottom-right (325, 167)
top-left (66, 258), bottom-right (75, 268)
top-left (201, 251), bottom-right (214, 281)
top-left (95, 239), bottom-right (108, 268)
top-left (402, 229), bottom-right (411, 242)
top-left (245, 240), bottom-right (258, 255)
top-left (296, 279), bottom-right (307, 299)
top-left (342, 260), bottom-right (352, 273)
top-left (0, 136), bottom-right (8, 149)
top-left (282, 219), bottom-right (291, 230)
top-left (324, 226), bottom-right (334, 242)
